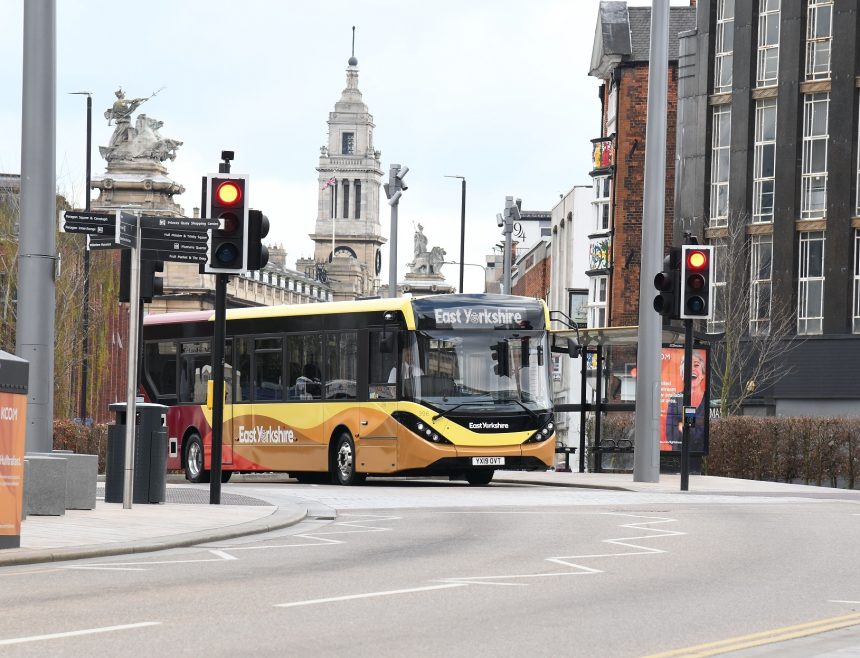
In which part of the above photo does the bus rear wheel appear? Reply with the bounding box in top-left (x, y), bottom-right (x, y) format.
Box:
top-left (184, 433), bottom-right (210, 484)
top-left (331, 432), bottom-right (366, 486)
top-left (466, 470), bottom-right (495, 486)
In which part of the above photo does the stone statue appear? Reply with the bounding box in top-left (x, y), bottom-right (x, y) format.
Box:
top-left (104, 88), bottom-right (148, 148)
top-left (407, 224), bottom-right (446, 275)
top-left (99, 86), bottom-right (182, 164)
top-left (414, 223), bottom-right (428, 257)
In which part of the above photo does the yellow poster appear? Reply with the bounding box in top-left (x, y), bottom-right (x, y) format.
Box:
top-left (0, 392), bottom-right (27, 548)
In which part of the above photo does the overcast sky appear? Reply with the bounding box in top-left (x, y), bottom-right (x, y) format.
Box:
top-left (0, 0), bottom-right (687, 294)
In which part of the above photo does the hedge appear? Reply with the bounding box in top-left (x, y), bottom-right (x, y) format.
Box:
top-left (53, 420), bottom-right (108, 474)
top-left (706, 416), bottom-right (860, 488)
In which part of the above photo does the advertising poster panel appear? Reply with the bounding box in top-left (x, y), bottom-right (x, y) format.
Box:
top-left (0, 391), bottom-right (27, 549)
top-left (659, 346), bottom-right (709, 454)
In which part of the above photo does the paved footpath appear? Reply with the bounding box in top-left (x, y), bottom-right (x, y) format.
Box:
top-left (2, 471), bottom-right (857, 567)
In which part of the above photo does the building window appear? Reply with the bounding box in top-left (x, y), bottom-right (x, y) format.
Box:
top-left (750, 234), bottom-right (773, 335)
top-left (801, 93), bottom-right (829, 220)
top-left (587, 276), bottom-right (607, 328)
top-left (806, 0), bottom-right (833, 81)
top-left (798, 231), bottom-right (825, 335)
top-left (707, 240), bottom-right (727, 334)
top-left (342, 179), bottom-right (350, 219)
top-left (354, 179), bottom-right (361, 219)
top-left (709, 105), bottom-right (731, 228)
top-left (752, 99), bottom-right (777, 224)
top-left (593, 176), bottom-right (611, 232)
top-left (714, 0), bottom-right (735, 93)
top-left (757, 0), bottom-right (780, 87)
top-left (853, 230), bottom-right (860, 333)
top-left (341, 132), bottom-right (355, 155)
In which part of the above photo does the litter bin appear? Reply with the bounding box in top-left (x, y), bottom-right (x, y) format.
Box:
top-left (105, 402), bottom-right (168, 504)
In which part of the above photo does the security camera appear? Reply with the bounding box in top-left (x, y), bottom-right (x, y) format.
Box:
top-left (496, 213), bottom-right (504, 228)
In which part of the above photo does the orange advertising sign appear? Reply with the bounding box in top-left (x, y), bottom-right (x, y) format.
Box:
top-left (0, 392), bottom-right (27, 548)
top-left (659, 347), bottom-right (708, 454)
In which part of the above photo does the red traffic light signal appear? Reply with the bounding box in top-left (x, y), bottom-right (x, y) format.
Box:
top-left (215, 181), bottom-right (242, 205)
top-left (680, 245), bottom-right (713, 319)
top-left (205, 174), bottom-right (248, 274)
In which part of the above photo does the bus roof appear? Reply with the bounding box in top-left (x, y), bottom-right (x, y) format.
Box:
top-left (143, 294), bottom-right (549, 331)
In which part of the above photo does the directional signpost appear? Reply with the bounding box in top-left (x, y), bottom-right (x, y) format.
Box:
top-left (139, 216), bottom-right (217, 264)
top-left (117, 211), bottom-right (138, 249)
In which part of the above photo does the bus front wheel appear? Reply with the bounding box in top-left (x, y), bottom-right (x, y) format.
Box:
top-left (466, 470), bottom-right (495, 486)
top-left (184, 433), bottom-right (211, 484)
top-left (331, 432), bottom-right (366, 486)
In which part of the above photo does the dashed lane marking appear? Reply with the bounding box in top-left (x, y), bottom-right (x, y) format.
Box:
top-left (0, 622), bottom-right (161, 647)
top-left (274, 583), bottom-right (467, 608)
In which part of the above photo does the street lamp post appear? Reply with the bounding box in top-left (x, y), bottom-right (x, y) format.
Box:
top-left (444, 175), bottom-right (466, 293)
top-left (70, 91), bottom-right (92, 423)
top-left (497, 196), bottom-right (521, 295)
top-left (384, 164), bottom-right (408, 298)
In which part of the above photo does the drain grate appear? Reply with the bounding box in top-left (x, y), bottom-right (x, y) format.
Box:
top-left (96, 486), bottom-right (271, 506)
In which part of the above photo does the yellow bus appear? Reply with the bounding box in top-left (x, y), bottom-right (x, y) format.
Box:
top-left (142, 293), bottom-right (555, 486)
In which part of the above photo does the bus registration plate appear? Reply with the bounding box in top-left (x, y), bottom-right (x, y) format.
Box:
top-left (472, 457), bottom-right (504, 466)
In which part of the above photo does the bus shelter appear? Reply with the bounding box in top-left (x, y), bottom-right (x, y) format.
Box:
top-left (550, 325), bottom-right (711, 473)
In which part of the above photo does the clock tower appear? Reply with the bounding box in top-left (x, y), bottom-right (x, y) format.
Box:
top-left (298, 51), bottom-right (386, 301)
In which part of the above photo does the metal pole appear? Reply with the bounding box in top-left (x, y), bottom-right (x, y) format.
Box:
top-left (579, 347), bottom-right (587, 473)
top-left (79, 93), bottom-right (92, 421)
top-left (17, 0), bottom-right (56, 453)
top-left (459, 179), bottom-right (466, 293)
top-left (503, 220), bottom-right (512, 295)
top-left (210, 273), bottom-right (226, 503)
top-left (210, 154), bottom-right (232, 504)
top-left (388, 198), bottom-right (398, 298)
top-left (122, 220), bottom-right (140, 509)
top-left (633, 0), bottom-right (669, 483)
top-left (681, 319), bottom-right (693, 491)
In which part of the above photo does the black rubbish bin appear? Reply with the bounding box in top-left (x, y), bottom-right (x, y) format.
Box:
top-left (105, 402), bottom-right (168, 504)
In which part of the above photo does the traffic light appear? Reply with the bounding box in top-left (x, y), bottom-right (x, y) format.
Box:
top-left (119, 250), bottom-right (164, 303)
top-left (653, 247), bottom-right (681, 319)
top-left (205, 174), bottom-right (248, 273)
top-left (490, 341), bottom-right (509, 377)
top-left (680, 245), bottom-right (714, 319)
top-left (141, 260), bottom-right (164, 303)
top-left (247, 209), bottom-right (270, 270)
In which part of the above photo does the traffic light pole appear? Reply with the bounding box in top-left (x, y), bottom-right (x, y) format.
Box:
top-left (681, 318), bottom-right (693, 491)
top-left (209, 153), bottom-right (233, 505)
top-left (210, 272), bottom-right (226, 504)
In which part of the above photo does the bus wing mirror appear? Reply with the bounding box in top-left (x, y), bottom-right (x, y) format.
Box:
top-left (550, 336), bottom-right (580, 357)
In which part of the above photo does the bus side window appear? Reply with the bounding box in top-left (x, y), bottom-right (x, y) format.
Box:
top-left (288, 334), bottom-right (322, 400)
top-left (325, 332), bottom-right (357, 400)
top-left (144, 340), bottom-right (177, 399)
top-left (234, 337), bottom-right (252, 403)
top-left (369, 330), bottom-right (396, 400)
top-left (255, 336), bottom-right (283, 402)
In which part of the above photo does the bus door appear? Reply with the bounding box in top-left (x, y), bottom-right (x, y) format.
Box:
top-left (358, 329), bottom-right (399, 474)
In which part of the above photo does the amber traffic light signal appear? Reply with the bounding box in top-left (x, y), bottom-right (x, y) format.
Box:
top-left (680, 245), bottom-right (714, 319)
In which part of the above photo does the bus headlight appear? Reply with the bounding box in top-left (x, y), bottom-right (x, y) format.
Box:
top-left (392, 411), bottom-right (454, 445)
top-left (524, 416), bottom-right (555, 444)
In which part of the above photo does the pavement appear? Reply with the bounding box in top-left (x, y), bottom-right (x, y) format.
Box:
top-left (2, 469), bottom-right (858, 567)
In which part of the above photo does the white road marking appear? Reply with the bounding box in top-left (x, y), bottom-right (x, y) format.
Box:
top-left (0, 622), bottom-right (161, 646)
top-left (829, 600), bottom-right (860, 604)
top-left (275, 583), bottom-right (467, 608)
top-left (207, 513), bottom-right (401, 557)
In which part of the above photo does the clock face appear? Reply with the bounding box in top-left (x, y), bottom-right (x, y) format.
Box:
top-left (375, 249), bottom-right (382, 275)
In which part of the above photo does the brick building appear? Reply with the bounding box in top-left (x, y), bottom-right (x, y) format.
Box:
top-left (588, 2), bottom-right (696, 328)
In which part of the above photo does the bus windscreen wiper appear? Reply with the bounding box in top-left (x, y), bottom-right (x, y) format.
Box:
top-left (432, 400), bottom-right (493, 421)
top-left (496, 395), bottom-right (539, 422)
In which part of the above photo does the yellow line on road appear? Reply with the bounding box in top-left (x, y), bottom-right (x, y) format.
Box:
top-left (642, 611), bottom-right (860, 658)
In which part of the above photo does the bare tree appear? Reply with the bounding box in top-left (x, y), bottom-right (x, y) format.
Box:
top-left (707, 214), bottom-right (803, 416)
